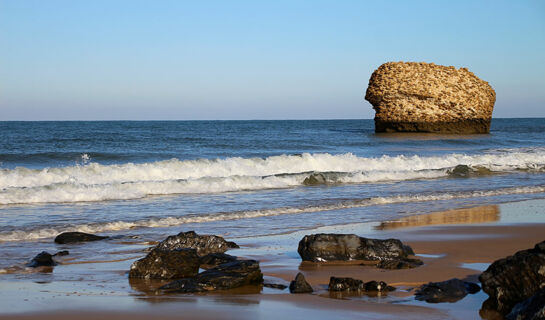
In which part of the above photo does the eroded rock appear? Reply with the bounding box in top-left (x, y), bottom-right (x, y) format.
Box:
top-left (297, 233), bottom-right (416, 263)
top-left (415, 278), bottom-right (481, 303)
top-left (54, 232), bottom-right (108, 244)
top-left (160, 259), bottom-right (263, 293)
top-left (155, 231), bottom-right (239, 256)
top-left (199, 253), bottom-right (237, 269)
top-left (289, 272), bottom-right (313, 293)
top-left (365, 62), bottom-right (495, 134)
top-left (128, 248), bottom-right (200, 280)
top-left (479, 241), bottom-right (545, 315)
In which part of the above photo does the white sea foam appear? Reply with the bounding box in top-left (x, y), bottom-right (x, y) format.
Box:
top-left (1, 151), bottom-right (544, 205)
top-left (1, 184), bottom-right (545, 242)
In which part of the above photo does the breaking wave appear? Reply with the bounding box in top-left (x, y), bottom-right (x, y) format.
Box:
top-left (1, 151), bottom-right (545, 205)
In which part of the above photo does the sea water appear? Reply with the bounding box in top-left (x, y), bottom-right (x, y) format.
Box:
top-left (1, 119), bottom-right (545, 268)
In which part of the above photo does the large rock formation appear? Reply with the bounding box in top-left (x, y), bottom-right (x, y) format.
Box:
top-left (365, 62), bottom-right (495, 134)
top-left (479, 240), bottom-right (545, 315)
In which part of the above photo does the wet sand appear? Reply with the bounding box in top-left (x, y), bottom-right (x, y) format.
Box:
top-left (1, 199), bottom-right (545, 319)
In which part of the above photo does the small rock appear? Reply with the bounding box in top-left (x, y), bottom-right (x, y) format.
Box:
top-left (160, 259), bottom-right (263, 293)
top-left (415, 278), bottom-right (480, 303)
top-left (53, 250), bottom-right (69, 257)
top-left (128, 248), bottom-right (200, 280)
top-left (154, 231), bottom-right (239, 256)
top-left (303, 173), bottom-right (327, 186)
top-left (328, 277), bottom-right (395, 292)
top-left (298, 233), bottom-right (415, 263)
top-left (376, 258), bottom-right (423, 269)
top-left (54, 232), bottom-right (108, 244)
top-left (289, 272), bottom-right (313, 293)
top-left (27, 251), bottom-right (57, 268)
top-left (264, 283), bottom-right (288, 290)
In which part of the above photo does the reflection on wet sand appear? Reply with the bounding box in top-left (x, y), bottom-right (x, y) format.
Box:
top-left (375, 205), bottom-right (499, 230)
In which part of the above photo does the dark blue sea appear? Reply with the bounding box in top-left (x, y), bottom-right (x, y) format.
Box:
top-left (1, 119), bottom-right (545, 267)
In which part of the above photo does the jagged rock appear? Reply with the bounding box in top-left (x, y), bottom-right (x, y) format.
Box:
top-left (376, 258), bottom-right (423, 269)
top-left (479, 241), bottom-right (545, 315)
top-left (365, 61), bottom-right (495, 134)
top-left (264, 283), bottom-right (288, 290)
top-left (27, 251), bottom-right (57, 268)
top-left (54, 232), bottom-right (108, 244)
top-left (328, 277), bottom-right (395, 292)
top-left (506, 287), bottom-right (545, 320)
top-left (128, 248), bottom-right (199, 280)
top-left (160, 259), bottom-right (263, 293)
top-left (289, 272), bottom-right (313, 293)
top-left (199, 253), bottom-right (237, 269)
top-left (303, 173), bottom-right (327, 186)
top-left (154, 231), bottom-right (239, 256)
top-left (415, 278), bottom-right (481, 303)
top-left (297, 233), bottom-right (415, 263)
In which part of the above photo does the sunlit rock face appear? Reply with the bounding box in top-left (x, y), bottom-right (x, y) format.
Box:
top-left (365, 62), bottom-right (496, 134)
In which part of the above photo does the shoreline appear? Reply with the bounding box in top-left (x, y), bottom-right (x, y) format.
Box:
top-left (1, 199), bottom-right (545, 319)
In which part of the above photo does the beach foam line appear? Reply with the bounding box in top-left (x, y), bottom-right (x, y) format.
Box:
top-left (1, 184), bottom-right (544, 242)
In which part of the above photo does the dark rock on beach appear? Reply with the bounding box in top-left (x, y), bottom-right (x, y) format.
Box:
top-left (506, 287), bottom-right (545, 320)
top-left (328, 277), bottom-right (395, 293)
top-left (415, 278), bottom-right (481, 303)
top-left (479, 240), bottom-right (545, 315)
top-left (297, 233), bottom-right (415, 263)
top-left (160, 259), bottom-right (263, 293)
top-left (128, 248), bottom-right (200, 280)
top-left (27, 251), bottom-right (57, 268)
top-left (376, 258), bottom-right (423, 269)
top-left (199, 253), bottom-right (238, 269)
top-left (155, 231), bottom-right (239, 256)
top-left (54, 232), bottom-right (108, 244)
top-left (264, 282), bottom-right (288, 290)
top-left (53, 250), bottom-right (69, 257)
top-left (289, 272), bottom-right (313, 293)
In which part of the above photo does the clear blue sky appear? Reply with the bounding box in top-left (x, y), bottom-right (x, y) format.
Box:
top-left (1, 0), bottom-right (544, 120)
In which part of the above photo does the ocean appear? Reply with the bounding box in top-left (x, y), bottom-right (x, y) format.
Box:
top-left (1, 119), bottom-right (545, 269)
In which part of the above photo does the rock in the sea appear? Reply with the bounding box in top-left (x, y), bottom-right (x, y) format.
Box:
top-left (297, 233), bottom-right (416, 263)
top-left (479, 240), bottom-right (545, 315)
top-left (154, 231), bottom-right (239, 256)
top-left (303, 173), bottom-right (327, 186)
top-left (328, 277), bottom-right (395, 293)
top-left (160, 259), bottom-right (263, 293)
top-left (415, 278), bottom-right (481, 303)
top-left (289, 272), bottom-right (313, 293)
top-left (27, 251), bottom-right (57, 268)
top-left (53, 250), bottom-right (69, 257)
top-left (128, 248), bottom-right (200, 280)
top-left (54, 232), bottom-right (108, 244)
top-left (365, 62), bottom-right (496, 134)
top-left (376, 258), bottom-right (423, 269)
top-left (506, 287), bottom-right (545, 320)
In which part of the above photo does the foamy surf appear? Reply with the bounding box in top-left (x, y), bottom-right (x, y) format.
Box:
top-left (1, 184), bottom-right (545, 242)
top-left (1, 151), bottom-right (545, 205)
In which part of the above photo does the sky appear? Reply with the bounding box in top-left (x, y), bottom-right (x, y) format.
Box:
top-left (1, 0), bottom-right (544, 120)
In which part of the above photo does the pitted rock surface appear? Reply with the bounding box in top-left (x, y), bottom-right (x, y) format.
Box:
top-left (365, 62), bottom-right (495, 133)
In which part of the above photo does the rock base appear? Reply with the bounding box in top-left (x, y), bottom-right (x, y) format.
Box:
top-left (375, 119), bottom-right (491, 134)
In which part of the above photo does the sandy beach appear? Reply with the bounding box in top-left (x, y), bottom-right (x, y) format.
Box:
top-left (1, 199), bottom-right (543, 319)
